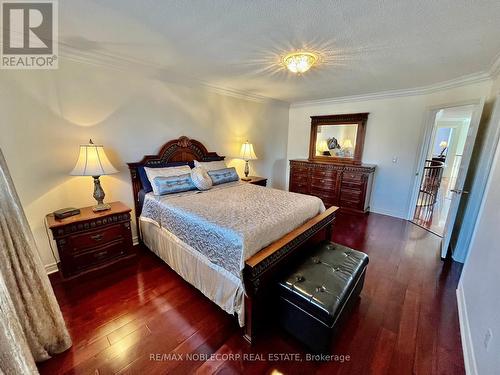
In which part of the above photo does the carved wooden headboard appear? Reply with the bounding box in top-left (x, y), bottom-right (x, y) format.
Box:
top-left (127, 136), bottom-right (225, 231)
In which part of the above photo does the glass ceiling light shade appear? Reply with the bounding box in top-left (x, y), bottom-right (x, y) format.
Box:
top-left (283, 52), bottom-right (318, 74)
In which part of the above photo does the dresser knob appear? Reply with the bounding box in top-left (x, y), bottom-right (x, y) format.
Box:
top-left (91, 234), bottom-right (103, 241)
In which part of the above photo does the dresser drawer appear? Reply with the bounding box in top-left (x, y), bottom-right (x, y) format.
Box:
top-left (311, 168), bottom-right (338, 179)
top-left (68, 223), bottom-right (128, 251)
top-left (310, 188), bottom-right (338, 206)
top-left (72, 241), bottom-right (128, 272)
top-left (311, 176), bottom-right (337, 190)
top-left (340, 188), bottom-right (364, 210)
top-left (290, 182), bottom-right (309, 194)
top-left (341, 180), bottom-right (364, 191)
top-left (290, 165), bottom-right (310, 175)
top-left (341, 188), bottom-right (363, 201)
top-left (290, 172), bottom-right (309, 184)
top-left (342, 171), bottom-right (364, 183)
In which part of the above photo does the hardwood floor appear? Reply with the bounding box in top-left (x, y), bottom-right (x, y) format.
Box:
top-left (38, 212), bottom-right (464, 375)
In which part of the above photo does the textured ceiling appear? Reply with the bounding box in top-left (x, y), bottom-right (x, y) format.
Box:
top-left (61, 0), bottom-right (500, 103)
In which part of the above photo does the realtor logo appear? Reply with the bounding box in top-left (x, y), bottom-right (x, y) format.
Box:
top-left (1, 0), bottom-right (58, 69)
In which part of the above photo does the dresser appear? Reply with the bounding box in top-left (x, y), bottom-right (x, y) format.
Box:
top-left (47, 201), bottom-right (135, 279)
top-left (289, 160), bottom-right (376, 213)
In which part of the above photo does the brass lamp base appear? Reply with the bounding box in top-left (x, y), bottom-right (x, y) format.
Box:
top-left (92, 203), bottom-right (111, 212)
top-left (92, 176), bottom-right (111, 212)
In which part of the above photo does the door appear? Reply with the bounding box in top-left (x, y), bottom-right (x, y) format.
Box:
top-left (440, 100), bottom-right (485, 258)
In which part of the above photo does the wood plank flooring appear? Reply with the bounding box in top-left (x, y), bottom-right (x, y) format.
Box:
top-left (38, 212), bottom-right (464, 375)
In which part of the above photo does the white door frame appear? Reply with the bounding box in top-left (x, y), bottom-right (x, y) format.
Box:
top-left (406, 98), bottom-right (485, 221)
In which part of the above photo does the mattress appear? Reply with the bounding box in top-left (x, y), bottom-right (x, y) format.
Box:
top-left (140, 182), bottom-right (325, 278)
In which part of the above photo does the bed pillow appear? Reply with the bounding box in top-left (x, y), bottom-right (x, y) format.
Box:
top-left (152, 173), bottom-right (195, 195)
top-left (208, 167), bottom-right (240, 185)
top-left (194, 160), bottom-right (227, 171)
top-left (138, 162), bottom-right (189, 193)
top-left (145, 165), bottom-right (192, 195)
top-left (190, 167), bottom-right (213, 191)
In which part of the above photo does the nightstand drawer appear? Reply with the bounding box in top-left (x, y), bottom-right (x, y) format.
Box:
top-left (69, 223), bottom-right (128, 251)
top-left (73, 241), bottom-right (128, 272)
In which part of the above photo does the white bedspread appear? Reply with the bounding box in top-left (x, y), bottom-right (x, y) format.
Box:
top-left (140, 182), bottom-right (325, 277)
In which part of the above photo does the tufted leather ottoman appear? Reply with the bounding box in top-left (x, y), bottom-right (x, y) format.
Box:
top-left (277, 240), bottom-right (369, 353)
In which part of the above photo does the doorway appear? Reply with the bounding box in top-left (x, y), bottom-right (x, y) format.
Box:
top-left (409, 100), bottom-right (484, 258)
top-left (412, 106), bottom-right (474, 236)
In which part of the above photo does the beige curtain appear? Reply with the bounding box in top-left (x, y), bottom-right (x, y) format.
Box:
top-left (0, 149), bottom-right (71, 374)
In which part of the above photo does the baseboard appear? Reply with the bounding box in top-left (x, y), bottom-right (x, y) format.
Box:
top-left (133, 235), bottom-right (139, 246)
top-left (457, 284), bottom-right (478, 375)
top-left (369, 206), bottom-right (406, 219)
top-left (45, 262), bottom-right (59, 275)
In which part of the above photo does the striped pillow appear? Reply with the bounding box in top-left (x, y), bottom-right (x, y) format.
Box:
top-left (190, 167), bottom-right (213, 191)
top-left (208, 167), bottom-right (239, 185)
top-left (194, 160), bottom-right (227, 171)
top-left (152, 173), bottom-right (195, 195)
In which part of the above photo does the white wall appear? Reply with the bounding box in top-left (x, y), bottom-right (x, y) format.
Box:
top-left (457, 75), bottom-right (500, 375)
top-left (458, 127), bottom-right (500, 375)
top-left (0, 60), bottom-right (289, 272)
top-left (288, 81), bottom-right (492, 218)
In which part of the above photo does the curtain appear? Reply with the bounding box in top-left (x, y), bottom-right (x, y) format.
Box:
top-left (0, 148), bottom-right (71, 373)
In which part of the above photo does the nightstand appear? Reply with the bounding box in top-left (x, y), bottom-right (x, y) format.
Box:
top-left (242, 176), bottom-right (267, 187)
top-left (46, 201), bottom-right (135, 280)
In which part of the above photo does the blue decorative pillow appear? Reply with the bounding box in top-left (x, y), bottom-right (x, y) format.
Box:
top-left (152, 173), bottom-right (195, 195)
top-left (208, 167), bottom-right (239, 185)
top-left (138, 162), bottom-right (189, 193)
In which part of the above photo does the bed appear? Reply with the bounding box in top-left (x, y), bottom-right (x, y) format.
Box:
top-left (128, 136), bottom-right (337, 342)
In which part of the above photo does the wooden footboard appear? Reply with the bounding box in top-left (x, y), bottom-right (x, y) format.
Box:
top-left (243, 206), bottom-right (338, 343)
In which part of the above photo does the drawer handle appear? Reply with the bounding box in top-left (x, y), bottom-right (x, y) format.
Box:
top-left (91, 234), bottom-right (104, 242)
top-left (94, 250), bottom-right (107, 259)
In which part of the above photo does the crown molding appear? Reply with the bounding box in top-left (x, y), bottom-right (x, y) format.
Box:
top-left (290, 71), bottom-right (492, 108)
top-left (60, 45), bottom-right (288, 107)
top-left (199, 81), bottom-right (289, 106)
top-left (60, 41), bottom-right (497, 108)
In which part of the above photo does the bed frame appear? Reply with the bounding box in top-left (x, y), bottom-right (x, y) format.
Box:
top-left (127, 136), bottom-right (337, 343)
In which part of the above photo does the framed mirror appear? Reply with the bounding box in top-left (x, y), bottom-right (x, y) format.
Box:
top-left (309, 113), bottom-right (369, 164)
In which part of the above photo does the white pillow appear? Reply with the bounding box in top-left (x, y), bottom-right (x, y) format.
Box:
top-left (194, 160), bottom-right (227, 171)
top-left (190, 167), bottom-right (213, 191)
top-left (144, 165), bottom-right (191, 195)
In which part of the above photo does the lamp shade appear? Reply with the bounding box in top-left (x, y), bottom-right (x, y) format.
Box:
top-left (239, 141), bottom-right (257, 161)
top-left (70, 140), bottom-right (118, 176)
top-left (342, 139), bottom-right (354, 148)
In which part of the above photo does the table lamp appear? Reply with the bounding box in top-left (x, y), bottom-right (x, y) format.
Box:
top-left (239, 141), bottom-right (257, 181)
top-left (70, 140), bottom-right (118, 212)
top-left (439, 141), bottom-right (448, 157)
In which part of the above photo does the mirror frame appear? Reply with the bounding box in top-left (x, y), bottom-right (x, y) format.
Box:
top-left (309, 112), bottom-right (369, 164)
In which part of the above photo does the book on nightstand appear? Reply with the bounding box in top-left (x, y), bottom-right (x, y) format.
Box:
top-left (53, 207), bottom-right (81, 220)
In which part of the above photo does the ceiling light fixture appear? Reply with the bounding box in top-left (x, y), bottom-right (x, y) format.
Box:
top-left (283, 51), bottom-right (318, 74)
